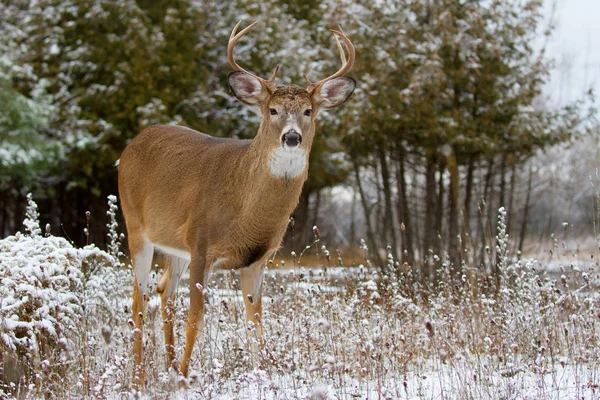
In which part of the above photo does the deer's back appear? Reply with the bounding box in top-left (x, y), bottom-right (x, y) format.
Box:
top-left (118, 125), bottom-right (253, 250)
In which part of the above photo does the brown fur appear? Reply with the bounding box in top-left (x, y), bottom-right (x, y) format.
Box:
top-left (119, 71), bottom-right (354, 383)
top-left (119, 124), bottom-right (307, 271)
top-left (119, 86), bottom-right (316, 382)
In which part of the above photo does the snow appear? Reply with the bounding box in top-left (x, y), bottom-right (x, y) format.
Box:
top-left (1, 220), bottom-right (599, 399)
top-left (0, 231), bottom-right (101, 357)
top-left (0, 196), bottom-right (125, 397)
top-left (1, 195), bottom-right (599, 399)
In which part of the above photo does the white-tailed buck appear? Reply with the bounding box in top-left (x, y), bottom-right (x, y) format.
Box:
top-left (118, 21), bottom-right (355, 384)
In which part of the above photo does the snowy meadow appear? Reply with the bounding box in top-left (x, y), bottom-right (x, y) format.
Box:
top-left (1, 196), bottom-right (599, 399)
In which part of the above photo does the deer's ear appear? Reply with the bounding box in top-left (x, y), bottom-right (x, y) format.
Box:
top-left (228, 71), bottom-right (270, 105)
top-left (312, 77), bottom-right (356, 109)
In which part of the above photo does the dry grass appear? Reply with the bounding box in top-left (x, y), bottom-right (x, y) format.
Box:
top-left (3, 250), bottom-right (600, 399)
top-left (2, 206), bottom-right (600, 398)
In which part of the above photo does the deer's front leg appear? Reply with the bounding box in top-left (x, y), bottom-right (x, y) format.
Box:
top-left (180, 253), bottom-right (207, 378)
top-left (240, 262), bottom-right (265, 354)
top-left (157, 255), bottom-right (189, 370)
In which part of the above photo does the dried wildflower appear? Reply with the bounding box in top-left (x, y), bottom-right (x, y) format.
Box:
top-left (23, 193), bottom-right (42, 237)
top-left (425, 321), bottom-right (434, 338)
top-left (101, 325), bottom-right (112, 345)
top-left (316, 318), bottom-right (331, 332)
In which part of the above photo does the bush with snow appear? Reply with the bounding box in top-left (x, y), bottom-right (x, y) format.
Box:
top-left (0, 195), bottom-right (121, 396)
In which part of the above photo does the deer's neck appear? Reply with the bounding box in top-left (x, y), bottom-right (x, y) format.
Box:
top-left (207, 129), bottom-right (309, 261)
top-left (247, 124), bottom-right (309, 180)
top-left (239, 128), bottom-right (309, 216)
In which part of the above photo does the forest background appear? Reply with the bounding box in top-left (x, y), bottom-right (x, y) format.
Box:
top-left (1, 0), bottom-right (598, 277)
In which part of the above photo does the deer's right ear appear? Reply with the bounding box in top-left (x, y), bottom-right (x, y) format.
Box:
top-left (228, 71), bottom-right (270, 106)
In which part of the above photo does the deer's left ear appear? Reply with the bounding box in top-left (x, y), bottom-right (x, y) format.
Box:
top-left (312, 77), bottom-right (356, 109)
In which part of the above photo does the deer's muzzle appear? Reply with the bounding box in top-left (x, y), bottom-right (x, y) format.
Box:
top-left (282, 130), bottom-right (302, 148)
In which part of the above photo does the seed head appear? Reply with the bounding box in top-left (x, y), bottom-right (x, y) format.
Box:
top-left (425, 321), bottom-right (434, 338)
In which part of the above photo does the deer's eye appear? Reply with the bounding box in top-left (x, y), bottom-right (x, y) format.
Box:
top-left (269, 108), bottom-right (278, 115)
top-left (304, 109), bottom-right (312, 117)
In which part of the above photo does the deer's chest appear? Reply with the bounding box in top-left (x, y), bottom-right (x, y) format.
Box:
top-left (267, 147), bottom-right (307, 179)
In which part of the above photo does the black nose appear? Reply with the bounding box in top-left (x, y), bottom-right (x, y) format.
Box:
top-left (282, 130), bottom-right (302, 147)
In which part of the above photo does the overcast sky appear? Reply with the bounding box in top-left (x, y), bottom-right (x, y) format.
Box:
top-left (544, 0), bottom-right (600, 107)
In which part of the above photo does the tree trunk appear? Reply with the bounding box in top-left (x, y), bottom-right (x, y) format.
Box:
top-left (349, 190), bottom-right (357, 250)
top-left (290, 188), bottom-right (311, 250)
top-left (378, 143), bottom-right (398, 259)
top-left (311, 190), bottom-right (321, 235)
top-left (479, 156), bottom-right (495, 269)
top-left (372, 161), bottom-right (386, 248)
top-left (352, 157), bottom-right (383, 267)
top-left (518, 165), bottom-right (533, 253)
top-left (14, 190), bottom-right (24, 236)
top-left (435, 162), bottom-right (445, 259)
top-left (461, 155), bottom-right (476, 264)
top-left (412, 166), bottom-right (421, 261)
top-left (506, 162), bottom-right (517, 237)
top-left (447, 146), bottom-right (461, 269)
top-left (498, 155), bottom-right (507, 210)
top-left (396, 148), bottom-right (413, 264)
top-left (544, 174), bottom-right (555, 239)
top-left (463, 155), bottom-right (476, 237)
top-left (423, 154), bottom-right (437, 258)
top-left (483, 156), bottom-right (495, 207)
top-left (1, 188), bottom-right (7, 237)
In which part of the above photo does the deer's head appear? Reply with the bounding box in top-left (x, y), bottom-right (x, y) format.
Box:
top-left (227, 21), bottom-right (356, 179)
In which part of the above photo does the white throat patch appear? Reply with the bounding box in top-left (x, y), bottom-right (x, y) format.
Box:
top-left (268, 147), bottom-right (307, 179)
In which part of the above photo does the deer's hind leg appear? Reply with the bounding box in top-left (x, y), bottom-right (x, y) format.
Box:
top-left (130, 235), bottom-right (154, 386)
top-left (157, 255), bottom-right (189, 369)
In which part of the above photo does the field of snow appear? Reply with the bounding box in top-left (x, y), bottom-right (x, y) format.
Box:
top-left (1, 198), bottom-right (599, 399)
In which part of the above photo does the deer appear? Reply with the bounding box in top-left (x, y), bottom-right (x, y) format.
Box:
top-left (117, 21), bottom-right (356, 385)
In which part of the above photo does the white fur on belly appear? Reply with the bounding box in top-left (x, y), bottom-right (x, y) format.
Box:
top-left (268, 147), bottom-right (307, 179)
top-left (153, 242), bottom-right (191, 261)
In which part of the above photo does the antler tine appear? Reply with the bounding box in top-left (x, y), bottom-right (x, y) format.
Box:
top-left (303, 72), bottom-right (312, 85)
top-left (334, 32), bottom-right (347, 66)
top-left (227, 21), bottom-right (278, 87)
top-left (227, 20), bottom-right (259, 76)
top-left (305, 26), bottom-right (355, 92)
top-left (229, 20), bottom-right (243, 41)
top-left (327, 28), bottom-right (355, 77)
top-left (268, 65), bottom-right (280, 83)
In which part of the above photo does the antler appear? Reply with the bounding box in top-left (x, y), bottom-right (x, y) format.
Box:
top-left (228, 21), bottom-right (278, 89)
top-left (304, 25), bottom-right (355, 93)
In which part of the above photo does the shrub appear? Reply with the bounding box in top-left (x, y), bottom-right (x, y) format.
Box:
top-left (0, 195), bottom-right (118, 397)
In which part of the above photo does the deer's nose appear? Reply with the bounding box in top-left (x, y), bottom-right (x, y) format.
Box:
top-left (282, 130), bottom-right (302, 148)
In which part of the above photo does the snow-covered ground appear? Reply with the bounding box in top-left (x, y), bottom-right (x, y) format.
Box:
top-left (1, 198), bottom-right (599, 399)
